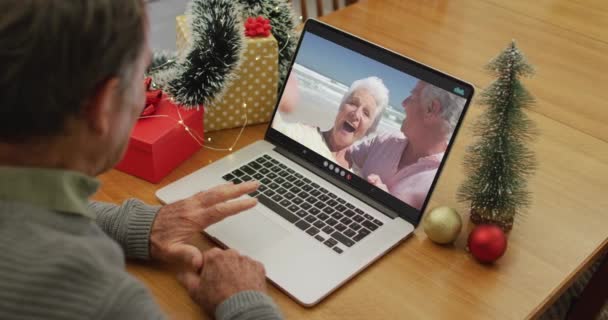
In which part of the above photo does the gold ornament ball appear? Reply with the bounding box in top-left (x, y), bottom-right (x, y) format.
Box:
top-left (423, 206), bottom-right (463, 244)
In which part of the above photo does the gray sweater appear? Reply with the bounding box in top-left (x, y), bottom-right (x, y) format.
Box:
top-left (0, 167), bottom-right (282, 320)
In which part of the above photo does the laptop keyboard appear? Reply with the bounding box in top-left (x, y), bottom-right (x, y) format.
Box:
top-left (222, 154), bottom-right (384, 254)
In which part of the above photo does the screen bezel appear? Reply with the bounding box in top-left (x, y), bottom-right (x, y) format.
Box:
top-left (265, 19), bottom-right (474, 226)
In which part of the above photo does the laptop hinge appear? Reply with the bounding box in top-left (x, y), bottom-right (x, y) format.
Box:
top-left (274, 146), bottom-right (399, 220)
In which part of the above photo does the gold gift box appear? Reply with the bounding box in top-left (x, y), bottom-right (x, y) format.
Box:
top-left (176, 15), bottom-right (279, 132)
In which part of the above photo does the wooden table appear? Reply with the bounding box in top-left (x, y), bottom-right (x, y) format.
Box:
top-left (94, 0), bottom-right (608, 318)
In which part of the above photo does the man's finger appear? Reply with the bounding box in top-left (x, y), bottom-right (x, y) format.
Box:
top-left (196, 181), bottom-right (259, 207)
top-left (177, 270), bottom-right (200, 298)
top-left (204, 197), bottom-right (258, 225)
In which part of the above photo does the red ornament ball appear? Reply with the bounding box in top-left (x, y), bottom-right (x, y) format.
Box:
top-left (468, 224), bottom-right (507, 263)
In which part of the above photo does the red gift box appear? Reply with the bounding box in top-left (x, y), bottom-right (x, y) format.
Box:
top-left (115, 96), bottom-right (204, 183)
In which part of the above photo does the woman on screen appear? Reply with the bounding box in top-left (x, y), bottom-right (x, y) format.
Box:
top-left (273, 75), bottom-right (389, 169)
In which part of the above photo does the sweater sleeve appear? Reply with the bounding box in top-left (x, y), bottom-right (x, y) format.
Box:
top-left (216, 291), bottom-right (284, 320)
top-left (89, 199), bottom-right (160, 260)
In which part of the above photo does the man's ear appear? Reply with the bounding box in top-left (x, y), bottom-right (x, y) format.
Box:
top-left (84, 78), bottom-right (121, 136)
top-left (425, 99), bottom-right (442, 120)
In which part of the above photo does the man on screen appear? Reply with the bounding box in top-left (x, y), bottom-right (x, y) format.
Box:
top-left (347, 81), bottom-right (465, 210)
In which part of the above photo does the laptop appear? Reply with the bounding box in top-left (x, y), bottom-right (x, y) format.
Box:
top-left (156, 19), bottom-right (474, 306)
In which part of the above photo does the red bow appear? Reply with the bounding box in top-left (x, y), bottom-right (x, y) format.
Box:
top-left (142, 77), bottom-right (162, 116)
top-left (245, 16), bottom-right (272, 37)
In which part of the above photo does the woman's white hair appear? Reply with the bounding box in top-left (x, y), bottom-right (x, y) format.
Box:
top-left (340, 76), bottom-right (389, 135)
top-left (420, 84), bottom-right (466, 140)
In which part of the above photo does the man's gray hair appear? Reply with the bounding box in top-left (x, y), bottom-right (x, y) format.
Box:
top-left (420, 84), bottom-right (466, 140)
top-left (340, 76), bottom-right (389, 135)
top-left (0, 0), bottom-right (146, 142)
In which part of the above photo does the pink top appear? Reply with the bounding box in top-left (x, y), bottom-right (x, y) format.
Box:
top-left (349, 132), bottom-right (444, 210)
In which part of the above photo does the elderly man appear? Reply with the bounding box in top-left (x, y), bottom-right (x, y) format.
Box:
top-left (0, 1), bottom-right (282, 319)
top-left (347, 81), bottom-right (465, 210)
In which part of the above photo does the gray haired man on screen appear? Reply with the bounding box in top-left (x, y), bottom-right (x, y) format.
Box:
top-left (0, 1), bottom-right (281, 319)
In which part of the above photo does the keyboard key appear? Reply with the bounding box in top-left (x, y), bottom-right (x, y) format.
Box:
top-left (260, 178), bottom-right (271, 185)
top-left (259, 168), bottom-right (270, 175)
top-left (295, 220), bottom-right (310, 231)
top-left (306, 197), bottom-right (318, 205)
top-left (331, 212), bottom-right (343, 220)
top-left (373, 219), bottom-right (384, 226)
top-left (271, 194), bottom-right (283, 202)
top-left (301, 202), bottom-right (312, 210)
top-left (303, 177), bottom-right (311, 184)
top-left (322, 207), bottom-right (335, 215)
top-left (317, 213), bottom-right (329, 221)
top-left (284, 192), bottom-right (295, 200)
top-left (279, 199), bottom-right (290, 207)
top-left (286, 168), bottom-right (295, 174)
top-left (298, 191), bottom-right (309, 199)
top-left (344, 229), bottom-right (356, 238)
top-left (311, 182), bottom-right (320, 188)
top-left (293, 172), bottom-right (303, 179)
top-left (249, 191), bottom-right (259, 197)
top-left (313, 220), bottom-right (325, 229)
top-left (222, 173), bottom-right (235, 181)
top-left (364, 213), bottom-right (375, 220)
top-left (292, 198), bottom-right (304, 205)
top-left (362, 220), bottom-right (378, 231)
top-left (353, 229), bottom-right (371, 242)
top-left (315, 235), bottom-right (325, 242)
top-left (310, 189), bottom-right (321, 197)
top-left (255, 157), bottom-right (266, 164)
top-left (278, 163), bottom-right (287, 169)
top-left (318, 195), bottom-right (329, 202)
top-left (258, 195), bottom-right (298, 223)
top-left (319, 187), bottom-right (328, 193)
top-left (332, 232), bottom-right (355, 247)
top-left (328, 193), bottom-right (337, 199)
top-left (290, 186), bottom-right (301, 194)
top-left (305, 215), bottom-right (316, 223)
top-left (324, 238), bottom-right (338, 248)
top-left (250, 162), bottom-right (262, 170)
top-left (306, 227), bottom-right (320, 236)
top-left (335, 224), bottom-right (347, 232)
top-left (258, 185), bottom-right (267, 192)
top-left (326, 218), bottom-right (338, 226)
top-left (350, 223), bottom-right (362, 231)
top-left (278, 170), bottom-right (289, 178)
top-left (314, 202), bottom-right (326, 209)
top-left (287, 204), bottom-right (299, 212)
top-left (267, 173), bottom-right (277, 179)
top-left (275, 177), bottom-right (285, 184)
top-left (322, 226), bottom-right (334, 234)
top-left (242, 175), bottom-right (252, 181)
top-left (233, 178), bottom-right (243, 184)
top-left (282, 182), bottom-right (293, 189)
top-left (276, 188), bottom-right (287, 195)
top-left (263, 155), bottom-right (272, 160)
top-left (345, 203), bottom-right (355, 209)
top-left (333, 247), bottom-right (343, 254)
top-left (336, 198), bottom-right (346, 204)
top-left (355, 208), bottom-right (365, 215)
top-left (232, 169), bottom-right (245, 177)
top-left (353, 215), bottom-right (365, 223)
top-left (296, 210), bottom-right (307, 218)
top-left (340, 217), bottom-right (352, 225)
top-left (241, 166), bottom-right (255, 175)
top-left (262, 161), bottom-right (274, 168)
top-left (264, 190), bottom-right (275, 197)
top-left (301, 185), bottom-right (313, 192)
top-left (335, 204), bottom-right (347, 212)
top-left (309, 208), bottom-right (321, 216)
top-left (343, 209), bottom-right (356, 217)
top-left (253, 173), bottom-right (264, 180)
top-left (268, 183), bottom-right (280, 190)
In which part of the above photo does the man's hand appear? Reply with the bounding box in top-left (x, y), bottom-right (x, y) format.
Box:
top-left (150, 181), bottom-right (259, 270)
top-left (177, 248), bottom-right (267, 315)
top-left (367, 174), bottom-right (389, 192)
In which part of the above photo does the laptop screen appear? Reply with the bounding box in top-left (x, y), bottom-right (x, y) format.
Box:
top-left (267, 20), bottom-right (474, 225)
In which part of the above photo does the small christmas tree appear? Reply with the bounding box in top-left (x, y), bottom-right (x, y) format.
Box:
top-left (458, 41), bottom-right (537, 231)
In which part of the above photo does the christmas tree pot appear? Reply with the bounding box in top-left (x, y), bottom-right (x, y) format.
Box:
top-left (470, 208), bottom-right (515, 232)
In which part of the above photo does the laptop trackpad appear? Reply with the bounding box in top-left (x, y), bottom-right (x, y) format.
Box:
top-left (206, 209), bottom-right (290, 256)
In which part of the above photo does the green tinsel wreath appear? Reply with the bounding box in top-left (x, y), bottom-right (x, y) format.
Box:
top-left (147, 0), bottom-right (298, 108)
